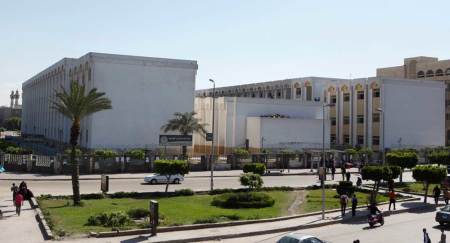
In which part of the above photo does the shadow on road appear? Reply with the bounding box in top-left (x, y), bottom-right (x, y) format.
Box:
top-left (120, 235), bottom-right (150, 243)
top-left (399, 202), bottom-right (436, 214)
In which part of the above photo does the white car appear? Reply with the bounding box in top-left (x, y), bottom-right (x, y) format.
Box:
top-left (277, 233), bottom-right (330, 243)
top-left (144, 174), bottom-right (184, 184)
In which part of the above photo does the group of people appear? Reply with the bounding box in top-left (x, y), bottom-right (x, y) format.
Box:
top-left (432, 185), bottom-right (450, 206)
top-left (339, 193), bottom-right (359, 217)
top-left (423, 228), bottom-right (447, 243)
top-left (10, 181), bottom-right (33, 216)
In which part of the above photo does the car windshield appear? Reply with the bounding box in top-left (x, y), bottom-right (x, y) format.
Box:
top-left (441, 205), bottom-right (450, 212)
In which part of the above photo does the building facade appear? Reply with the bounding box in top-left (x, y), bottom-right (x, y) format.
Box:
top-left (22, 52), bottom-right (198, 149)
top-left (197, 76), bottom-right (445, 153)
top-left (377, 56), bottom-right (450, 144)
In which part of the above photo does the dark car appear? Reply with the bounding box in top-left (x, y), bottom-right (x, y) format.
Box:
top-left (436, 205), bottom-right (450, 225)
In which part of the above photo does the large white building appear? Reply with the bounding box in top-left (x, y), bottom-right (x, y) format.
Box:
top-left (22, 52), bottom-right (198, 149)
top-left (196, 76), bottom-right (445, 154)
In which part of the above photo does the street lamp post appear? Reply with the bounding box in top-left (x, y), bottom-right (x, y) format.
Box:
top-left (321, 103), bottom-right (334, 220)
top-left (376, 107), bottom-right (385, 165)
top-left (209, 79), bottom-right (216, 192)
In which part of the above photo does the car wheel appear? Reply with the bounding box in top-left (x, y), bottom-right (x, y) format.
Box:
top-left (150, 179), bottom-right (157, 184)
top-left (173, 178), bottom-right (180, 184)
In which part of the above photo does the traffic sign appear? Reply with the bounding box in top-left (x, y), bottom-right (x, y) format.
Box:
top-left (206, 133), bottom-right (213, 141)
top-left (159, 135), bottom-right (192, 146)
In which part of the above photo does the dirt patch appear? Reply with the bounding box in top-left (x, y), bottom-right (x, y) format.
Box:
top-left (287, 191), bottom-right (305, 215)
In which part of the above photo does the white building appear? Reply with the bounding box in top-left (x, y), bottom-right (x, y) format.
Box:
top-left (193, 97), bottom-right (330, 155)
top-left (22, 52), bottom-right (198, 149)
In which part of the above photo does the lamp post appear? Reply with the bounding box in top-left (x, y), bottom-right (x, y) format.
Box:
top-left (209, 79), bottom-right (216, 192)
top-left (321, 103), bottom-right (334, 220)
top-left (376, 107), bottom-right (385, 165)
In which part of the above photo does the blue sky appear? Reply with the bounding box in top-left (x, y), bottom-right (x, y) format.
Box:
top-left (1, 0), bottom-right (450, 105)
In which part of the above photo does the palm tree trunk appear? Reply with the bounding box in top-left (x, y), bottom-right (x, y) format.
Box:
top-left (70, 119), bottom-right (81, 206)
top-left (182, 145), bottom-right (187, 160)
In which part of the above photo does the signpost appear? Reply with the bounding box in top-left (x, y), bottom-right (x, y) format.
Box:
top-left (101, 175), bottom-right (109, 193)
top-left (206, 133), bottom-right (213, 142)
top-left (149, 200), bottom-right (159, 236)
top-left (159, 135), bottom-right (192, 146)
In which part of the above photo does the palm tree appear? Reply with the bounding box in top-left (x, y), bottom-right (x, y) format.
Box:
top-left (52, 81), bottom-right (112, 205)
top-left (161, 112), bottom-right (207, 159)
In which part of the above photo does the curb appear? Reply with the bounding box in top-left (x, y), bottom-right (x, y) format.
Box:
top-left (92, 197), bottom-right (419, 239)
top-left (33, 203), bottom-right (54, 240)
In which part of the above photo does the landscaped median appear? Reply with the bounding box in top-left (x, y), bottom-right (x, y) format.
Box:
top-left (36, 185), bottom-right (409, 239)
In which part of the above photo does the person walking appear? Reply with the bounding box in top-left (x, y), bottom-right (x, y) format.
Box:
top-left (441, 228), bottom-right (446, 243)
top-left (389, 190), bottom-right (396, 211)
top-left (340, 193), bottom-right (348, 217)
top-left (14, 192), bottom-right (24, 216)
top-left (346, 172), bottom-right (351, 182)
top-left (341, 164), bottom-right (346, 181)
top-left (434, 185), bottom-right (442, 206)
top-left (10, 183), bottom-right (18, 203)
top-left (444, 188), bottom-right (450, 205)
top-left (424, 228), bottom-right (431, 243)
top-left (331, 164), bottom-right (336, 180)
top-left (351, 194), bottom-right (358, 217)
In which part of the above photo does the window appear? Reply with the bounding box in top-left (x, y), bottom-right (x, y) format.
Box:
top-left (426, 70), bottom-right (434, 77)
top-left (286, 88), bottom-right (291, 99)
top-left (314, 97), bottom-right (321, 102)
top-left (330, 95), bottom-right (337, 104)
top-left (268, 92), bottom-right (274, 99)
top-left (357, 91), bottom-right (364, 100)
top-left (373, 136), bottom-right (380, 145)
top-left (331, 117), bottom-right (336, 126)
top-left (357, 135), bottom-right (364, 145)
top-left (417, 71), bottom-right (425, 78)
top-left (373, 89), bottom-right (380, 98)
top-left (296, 88), bottom-right (302, 98)
top-left (306, 86), bottom-right (312, 101)
top-left (436, 69), bottom-right (444, 77)
top-left (276, 90), bottom-right (282, 98)
top-left (446, 68), bottom-right (450, 76)
top-left (330, 134), bottom-right (336, 144)
top-left (344, 116), bottom-right (350, 125)
top-left (343, 93), bottom-right (350, 102)
top-left (357, 115), bottom-right (364, 124)
top-left (88, 69), bottom-right (92, 81)
top-left (259, 92), bottom-right (264, 98)
top-left (344, 135), bottom-right (350, 144)
top-left (373, 113), bottom-right (380, 123)
top-left (251, 93), bottom-right (256, 98)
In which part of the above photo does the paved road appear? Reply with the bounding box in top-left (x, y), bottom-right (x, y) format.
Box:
top-left (209, 209), bottom-right (445, 243)
top-left (0, 171), bottom-right (415, 197)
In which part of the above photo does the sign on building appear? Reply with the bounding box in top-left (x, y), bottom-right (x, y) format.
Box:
top-left (206, 133), bottom-right (213, 142)
top-left (159, 135), bottom-right (192, 146)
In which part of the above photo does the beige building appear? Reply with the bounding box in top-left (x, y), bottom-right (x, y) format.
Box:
top-left (377, 56), bottom-right (450, 144)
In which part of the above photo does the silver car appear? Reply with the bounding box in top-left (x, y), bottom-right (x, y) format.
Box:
top-left (277, 233), bottom-right (330, 243)
top-left (436, 205), bottom-right (450, 225)
top-left (144, 173), bottom-right (184, 184)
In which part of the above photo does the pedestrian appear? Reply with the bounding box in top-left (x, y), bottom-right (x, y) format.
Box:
top-left (346, 172), bottom-right (351, 182)
top-left (424, 228), bottom-right (431, 243)
top-left (441, 228), bottom-right (446, 243)
top-left (434, 185), bottom-right (442, 206)
top-left (341, 164), bottom-right (346, 181)
top-left (389, 190), bottom-right (396, 211)
top-left (445, 188), bottom-right (450, 205)
top-left (19, 181), bottom-right (27, 191)
top-left (10, 183), bottom-right (18, 203)
top-left (331, 164), bottom-right (336, 180)
top-left (353, 240), bottom-right (360, 243)
top-left (351, 194), bottom-right (358, 217)
top-left (356, 177), bottom-right (362, 188)
top-left (388, 179), bottom-right (394, 191)
top-left (340, 193), bottom-right (348, 217)
top-left (14, 192), bottom-right (24, 216)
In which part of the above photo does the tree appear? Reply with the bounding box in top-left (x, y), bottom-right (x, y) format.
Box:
top-left (386, 150), bottom-right (418, 182)
top-left (154, 159), bottom-right (189, 193)
top-left (243, 163), bottom-right (266, 175)
top-left (412, 165), bottom-right (447, 203)
top-left (52, 81), bottom-right (112, 205)
top-left (3, 116), bottom-right (21, 131)
top-left (428, 150), bottom-right (450, 166)
top-left (240, 173), bottom-right (263, 191)
top-left (361, 165), bottom-right (400, 202)
top-left (161, 112), bottom-right (207, 159)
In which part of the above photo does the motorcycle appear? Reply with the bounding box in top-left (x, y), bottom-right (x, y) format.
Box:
top-left (368, 213), bottom-right (384, 227)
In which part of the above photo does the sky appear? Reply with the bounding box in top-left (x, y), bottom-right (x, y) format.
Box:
top-left (1, 0), bottom-right (450, 106)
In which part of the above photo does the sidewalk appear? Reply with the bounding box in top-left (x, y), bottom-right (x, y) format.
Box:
top-left (0, 168), bottom-right (360, 181)
top-left (62, 196), bottom-right (431, 243)
top-left (0, 197), bottom-right (45, 243)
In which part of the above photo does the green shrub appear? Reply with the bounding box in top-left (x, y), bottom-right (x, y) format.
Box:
top-left (87, 211), bottom-right (131, 227)
top-left (174, 189), bottom-right (195, 196)
top-left (209, 188), bottom-right (235, 195)
top-left (80, 193), bottom-right (105, 200)
top-left (193, 217), bottom-right (219, 224)
top-left (64, 148), bottom-right (82, 157)
top-left (211, 192), bottom-right (275, 209)
top-left (110, 191), bottom-right (140, 199)
top-left (125, 149), bottom-right (145, 160)
top-left (336, 181), bottom-right (355, 196)
top-left (127, 208), bottom-right (149, 219)
top-left (243, 163), bottom-right (266, 175)
top-left (94, 149), bottom-right (118, 158)
top-left (233, 148), bottom-right (249, 159)
top-left (240, 173), bottom-right (263, 190)
top-left (5, 146), bottom-right (32, 155)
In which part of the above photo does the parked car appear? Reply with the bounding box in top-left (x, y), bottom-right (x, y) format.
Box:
top-left (144, 174), bottom-right (184, 184)
top-left (277, 233), bottom-right (330, 243)
top-left (436, 205), bottom-right (450, 225)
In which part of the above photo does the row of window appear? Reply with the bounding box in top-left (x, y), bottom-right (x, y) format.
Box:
top-left (417, 68), bottom-right (450, 78)
top-left (330, 113), bottom-right (380, 126)
top-left (331, 135), bottom-right (379, 145)
top-left (330, 89), bottom-right (380, 104)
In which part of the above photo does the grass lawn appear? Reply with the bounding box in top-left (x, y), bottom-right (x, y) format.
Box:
top-left (299, 189), bottom-right (391, 213)
top-left (38, 191), bottom-right (297, 235)
top-left (394, 182), bottom-right (440, 195)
